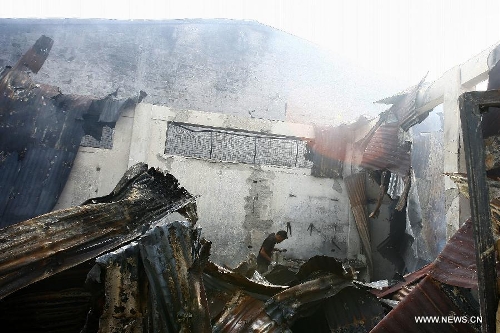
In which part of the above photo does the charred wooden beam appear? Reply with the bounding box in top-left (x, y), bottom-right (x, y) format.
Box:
top-left (0, 163), bottom-right (196, 300)
top-left (459, 90), bottom-right (500, 333)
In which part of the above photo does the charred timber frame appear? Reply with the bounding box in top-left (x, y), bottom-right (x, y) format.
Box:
top-left (459, 90), bottom-right (500, 333)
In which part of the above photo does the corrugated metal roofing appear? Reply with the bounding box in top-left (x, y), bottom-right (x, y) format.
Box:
top-left (212, 291), bottom-right (278, 332)
top-left (307, 125), bottom-right (349, 178)
top-left (360, 122), bottom-right (412, 176)
top-left (0, 163), bottom-right (197, 300)
top-left (428, 219), bottom-right (477, 289)
top-left (0, 35), bottom-right (145, 228)
top-left (392, 76), bottom-right (428, 131)
top-left (373, 218), bottom-right (478, 300)
top-left (371, 276), bottom-right (480, 333)
top-left (370, 219), bottom-right (481, 332)
top-left (344, 172), bottom-right (373, 275)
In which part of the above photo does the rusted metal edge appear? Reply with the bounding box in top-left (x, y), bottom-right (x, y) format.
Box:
top-left (0, 163), bottom-right (197, 300)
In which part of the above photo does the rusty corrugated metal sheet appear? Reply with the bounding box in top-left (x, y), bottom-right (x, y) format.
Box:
top-left (89, 242), bottom-right (147, 332)
top-left (140, 222), bottom-right (211, 333)
top-left (84, 220), bottom-right (211, 333)
top-left (371, 276), bottom-right (480, 333)
top-left (265, 274), bottom-right (354, 329)
top-left (212, 291), bottom-right (278, 332)
top-left (370, 220), bottom-right (481, 332)
top-left (375, 76), bottom-right (428, 130)
top-left (0, 163), bottom-right (197, 300)
top-left (10, 34), bottom-right (53, 74)
top-left (374, 218), bottom-right (478, 301)
top-left (360, 122), bottom-right (412, 176)
top-left (392, 76), bottom-right (427, 131)
top-left (204, 261), bottom-right (287, 297)
top-left (372, 264), bottom-right (431, 299)
top-left (428, 219), bottom-right (477, 288)
top-left (344, 172), bottom-right (373, 274)
top-left (211, 257), bottom-right (381, 333)
top-left (306, 125), bottom-right (349, 178)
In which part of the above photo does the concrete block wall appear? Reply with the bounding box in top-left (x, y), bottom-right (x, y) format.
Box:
top-left (56, 103), bottom-right (358, 268)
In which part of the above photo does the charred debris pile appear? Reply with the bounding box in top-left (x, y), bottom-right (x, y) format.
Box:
top-left (0, 163), bottom-right (387, 332)
top-left (0, 34), bottom-right (495, 332)
top-left (0, 163), bottom-right (483, 332)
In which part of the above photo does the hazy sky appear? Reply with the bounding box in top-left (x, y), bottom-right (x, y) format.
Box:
top-left (3, 0), bottom-right (500, 87)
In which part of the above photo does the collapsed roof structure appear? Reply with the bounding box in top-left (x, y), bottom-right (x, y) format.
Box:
top-left (1, 30), bottom-right (500, 332)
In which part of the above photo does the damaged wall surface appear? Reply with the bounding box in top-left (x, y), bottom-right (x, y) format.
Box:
top-left (55, 104), bottom-right (357, 269)
top-left (0, 19), bottom-right (396, 126)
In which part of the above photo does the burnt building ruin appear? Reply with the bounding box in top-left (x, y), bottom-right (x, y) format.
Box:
top-left (1, 19), bottom-right (500, 332)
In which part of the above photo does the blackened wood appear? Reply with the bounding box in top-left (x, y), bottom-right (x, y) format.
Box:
top-left (459, 91), bottom-right (500, 333)
top-left (0, 163), bottom-right (196, 300)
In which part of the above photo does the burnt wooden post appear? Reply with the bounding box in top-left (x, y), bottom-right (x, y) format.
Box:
top-left (459, 90), bottom-right (500, 333)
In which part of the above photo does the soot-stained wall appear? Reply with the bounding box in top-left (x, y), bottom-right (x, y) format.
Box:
top-left (0, 18), bottom-right (395, 126)
top-left (55, 104), bottom-right (356, 268)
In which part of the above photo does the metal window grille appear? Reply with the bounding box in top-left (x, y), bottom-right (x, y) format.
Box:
top-left (80, 126), bottom-right (114, 149)
top-left (165, 122), bottom-right (312, 168)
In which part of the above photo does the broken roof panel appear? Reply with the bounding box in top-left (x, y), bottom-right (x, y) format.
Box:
top-left (306, 125), bottom-right (348, 178)
top-left (360, 122), bottom-right (412, 176)
top-left (344, 173), bottom-right (373, 275)
top-left (374, 218), bottom-right (478, 300)
top-left (428, 219), bottom-right (477, 289)
top-left (393, 76), bottom-right (428, 131)
top-left (212, 291), bottom-right (278, 333)
top-left (0, 35), bottom-right (145, 228)
top-left (371, 219), bottom-right (482, 332)
top-left (371, 276), bottom-right (480, 333)
top-left (0, 163), bottom-right (196, 300)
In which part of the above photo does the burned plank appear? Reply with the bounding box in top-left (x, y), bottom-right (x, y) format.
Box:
top-left (0, 163), bottom-right (196, 300)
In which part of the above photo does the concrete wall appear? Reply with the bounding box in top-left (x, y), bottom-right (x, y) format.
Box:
top-left (0, 18), bottom-right (395, 127)
top-left (56, 104), bottom-right (357, 268)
